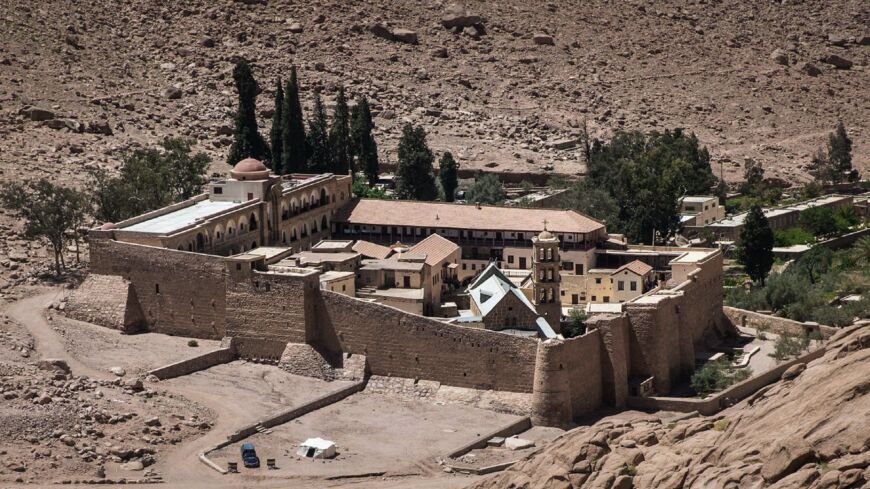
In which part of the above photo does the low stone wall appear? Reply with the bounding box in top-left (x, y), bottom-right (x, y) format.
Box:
top-left (147, 347), bottom-right (235, 380)
top-left (626, 346), bottom-right (826, 415)
top-left (226, 379), bottom-right (366, 442)
top-left (723, 306), bottom-right (837, 338)
top-left (446, 417), bottom-right (532, 459)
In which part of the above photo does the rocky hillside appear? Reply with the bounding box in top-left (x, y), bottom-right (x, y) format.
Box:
top-left (466, 324), bottom-right (870, 489)
top-left (0, 0), bottom-right (867, 188)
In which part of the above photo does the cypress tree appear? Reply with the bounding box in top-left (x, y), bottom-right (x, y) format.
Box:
top-left (395, 123), bottom-right (437, 201)
top-left (737, 204), bottom-right (774, 285)
top-left (281, 66), bottom-right (306, 174)
top-left (439, 151), bottom-right (459, 202)
top-left (827, 121), bottom-right (856, 182)
top-left (328, 85), bottom-right (352, 175)
top-left (227, 59), bottom-right (269, 165)
top-left (269, 78), bottom-right (284, 171)
top-left (351, 96), bottom-right (379, 185)
top-left (306, 90), bottom-right (330, 173)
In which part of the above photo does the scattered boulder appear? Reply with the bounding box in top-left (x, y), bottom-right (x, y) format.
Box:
top-left (441, 4), bottom-right (482, 29)
top-left (288, 22), bottom-right (304, 34)
top-left (391, 28), bottom-right (418, 44)
top-left (201, 37), bottom-right (215, 48)
top-left (430, 47), bottom-right (448, 58)
top-left (124, 378), bottom-right (144, 391)
top-left (162, 86), bottom-right (183, 100)
top-left (121, 460), bottom-right (144, 471)
top-left (822, 54), bottom-right (853, 70)
top-left (110, 366), bottom-right (126, 377)
top-left (21, 107), bottom-right (57, 121)
top-left (533, 34), bottom-right (555, 46)
top-left (37, 358), bottom-right (71, 374)
top-left (796, 62), bottom-right (821, 77)
top-left (87, 120), bottom-right (113, 136)
top-left (781, 363), bottom-right (806, 381)
top-left (45, 118), bottom-right (83, 132)
top-left (369, 23), bottom-right (394, 42)
top-left (505, 436), bottom-right (535, 450)
top-left (762, 438), bottom-right (816, 482)
top-left (770, 48), bottom-right (789, 66)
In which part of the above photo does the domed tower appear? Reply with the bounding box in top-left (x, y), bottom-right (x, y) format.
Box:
top-left (532, 226), bottom-right (562, 329)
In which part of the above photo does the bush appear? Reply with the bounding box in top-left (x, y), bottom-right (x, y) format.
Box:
top-left (187, 339), bottom-right (199, 347)
top-left (562, 309), bottom-right (587, 339)
top-left (773, 227), bottom-right (814, 247)
top-left (690, 359), bottom-right (751, 397)
top-left (769, 331), bottom-right (809, 362)
top-left (713, 419), bottom-right (731, 431)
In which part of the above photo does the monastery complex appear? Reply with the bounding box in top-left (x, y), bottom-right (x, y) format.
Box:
top-left (81, 158), bottom-right (731, 426)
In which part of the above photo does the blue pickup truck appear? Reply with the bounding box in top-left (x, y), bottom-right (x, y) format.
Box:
top-left (240, 443), bottom-right (260, 468)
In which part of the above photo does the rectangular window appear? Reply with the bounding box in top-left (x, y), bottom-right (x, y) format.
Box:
top-left (591, 295), bottom-right (597, 301)
top-left (630, 281), bottom-right (637, 291)
top-left (508, 255), bottom-right (515, 264)
top-left (575, 264), bottom-right (584, 275)
top-left (571, 294), bottom-right (578, 304)
top-left (595, 278), bottom-right (602, 284)
top-left (213, 187), bottom-right (223, 194)
top-left (247, 192), bottom-right (254, 200)
top-left (562, 261), bottom-right (574, 271)
top-left (462, 263), bottom-right (467, 270)
top-left (155, 284), bottom-right (160, 294)
top-left (519, 257), bottom-right (527, 268)
top-left (603, 296), bottom-right (610, 303)
top-left (618, 281), bottom-right (624, 291)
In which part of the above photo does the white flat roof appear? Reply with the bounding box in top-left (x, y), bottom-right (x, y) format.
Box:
top-left (122, 200), bottom-right (244, 234)
top-left (681, 196), bottom-right (717, 203)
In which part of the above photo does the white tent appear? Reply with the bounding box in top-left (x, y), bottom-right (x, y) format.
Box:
top-left (297, 437), bottom-right (336, 459)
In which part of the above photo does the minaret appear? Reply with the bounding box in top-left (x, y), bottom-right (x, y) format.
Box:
top-left (532, 224), bottom-right (562, 330)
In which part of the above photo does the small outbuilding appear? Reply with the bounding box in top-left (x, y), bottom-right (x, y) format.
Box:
top-left (297, 438), bottom-right (336, 459)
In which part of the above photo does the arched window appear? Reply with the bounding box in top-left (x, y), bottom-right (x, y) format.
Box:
top-left (214, 224), bottom-right (224, 241)
top-left (546, 248), bottom-right (552, 260)
top-left (320, 215), bottom-right (328, 231)
top-left (340, 191), bottom-right (345, 201)
top-left (249, 213), bottom-right (258, 231)
top-left (195, 233), bottom-right (205, 252)
top-left (282, 231), bottom-right (287, 244)
top-left (281, 204), bottom-right (289, 220)
top-left (548, 288), bottom-right (555, 302)
top-left (187, 243), bottom-right (193, 251)
top-left (291, 227), bottom-right (298, 241)
top-left (302, 223), bottom-right (308, 237)
top-left (227, 220), bottom-right (235, 236)
top-left (251, 241), bottom-right (257, 249)
top-left (320, 188), bottom-right (327, 206)
top-left (239, 216), bottom-right (247, 233)
top-left (312, 219), bottom-right (318, 233)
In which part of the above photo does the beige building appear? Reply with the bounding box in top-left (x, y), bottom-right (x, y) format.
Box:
top-left (106, 158), bottom-right (352, 255)
top-left (679, 196), bottom-right (725, 227)
top-left (319, 271), bottom-right (355, 297)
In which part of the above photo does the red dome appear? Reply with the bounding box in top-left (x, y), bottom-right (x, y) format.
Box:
top-left (233, 158), bottom-right (268, 173)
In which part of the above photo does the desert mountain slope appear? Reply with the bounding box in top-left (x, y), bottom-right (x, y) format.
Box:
top-left (0, 0), bottom-right (867, 186)
top-left (467, 324), bottom-right (870, 489)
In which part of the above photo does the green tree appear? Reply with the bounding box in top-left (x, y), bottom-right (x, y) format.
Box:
top-left (90, 138), bottom-right (210, 223)
top-left (585, 129), bottom-right (708, 243)
top-left (740, 159), bottom-right (765, 196)
top-left (853, 236), bottom-right (870, 266)
top-left (799, 206), bottom-right (837, 238)
top-left (351, 96), bottom-right (379, 185)
top-left (439, 152), bottom-right (459, 202)
top-left (810, 121), bottom-right (859, 183)
top-left (269, 78), bottom-right (284, 171)
top-left (281, 66), bottom-right (307, 174)
top-left (1, 179), bottom-right (89, 275)
top-left (795, 246), bottom-right (832, 285)
top-left (328, 85), bottom-right (352, 175)
top-left (227, 59), bottom-right (269, 165)
top-left (466, 173), bottom-right (505, 205)
top-left (559, 179), bottom-right (621, 229)
top-left (306, 89), bottom-right (330, 173)
top-left (395, 124), bottom-right (437, 201)
top-left (563, 309), bottom-right (587, 339)
top-left (737, 204), bottom-right (774, 285)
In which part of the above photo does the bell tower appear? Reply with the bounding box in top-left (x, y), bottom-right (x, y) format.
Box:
top-left (532, 224), bottom-right (562, 329)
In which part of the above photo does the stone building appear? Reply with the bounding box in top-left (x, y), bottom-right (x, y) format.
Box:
top-left (531, 229), bottom-right (561, 327)
top-left (106, 158), bottom-right (352, 255)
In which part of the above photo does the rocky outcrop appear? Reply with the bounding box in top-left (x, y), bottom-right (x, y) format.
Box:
top-left (468, 324), bottom-right (870, 489)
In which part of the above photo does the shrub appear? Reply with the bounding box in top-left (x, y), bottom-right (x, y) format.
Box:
top-left (690, 359), bottom-right (751, 397)
top-left (769, 331), bottom-right (809, 362)
top-left (773, 227), bottom-right (814, 247)
top-left (562, 309), bottom-right (587, 339)
top-left (713, 419), bottom-right (730, 431)
top-left (187, 339), bottom-right (199, 347)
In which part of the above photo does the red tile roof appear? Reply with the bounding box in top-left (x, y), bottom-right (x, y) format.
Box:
top-left (614, 260), bottom-right (653, 276)
top-left (408, 233), bottom-right (460, 267)
top-left (334, 199), bottom-right (605, 234)
top-left (352, 240), bottom-right (393, 259)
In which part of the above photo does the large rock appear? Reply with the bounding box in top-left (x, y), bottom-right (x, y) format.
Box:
top-left (441, 4), bottom-right (482, 29)
top-left (822, 54), bottom-right (853, 70)
top-left (391, 28), bottom-right (418, 44)
top-left (533, 34), bottom-right (555, 46)
top-left (770, 48), bottom-right (790, 66)
top-left (21, 107), bottom-right (57, 121)
top-left (761, 438), bottom-right (816, 482)
top-left (37, 358), bottom-right (71, 374)
top-left (796, 62), bottom-right (821, 77)
top-left (505, 437), bottom-right (535, 450)
top-left (369, 23), bottom-right (394, 41)
top-left (162, 86), bottom-right (183, 100)
top-left (781, 363), bottom-right (805, 381)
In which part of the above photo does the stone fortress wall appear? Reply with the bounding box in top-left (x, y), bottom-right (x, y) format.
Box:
top-left (78, 235), bottom-right (727, 427)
